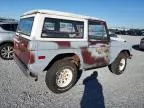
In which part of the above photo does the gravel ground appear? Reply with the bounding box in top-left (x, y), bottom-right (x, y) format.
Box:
top-left (0, 35), bottom-right (144, 108)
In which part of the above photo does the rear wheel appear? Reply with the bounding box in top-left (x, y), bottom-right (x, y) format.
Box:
top-left (108, 52), bottom-right (127, 75)
top-left (0, 43), bottom-right (13, 60)
top-left (45, 60), bottom-right (78, 93)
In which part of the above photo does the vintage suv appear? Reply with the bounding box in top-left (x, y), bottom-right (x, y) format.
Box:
top-left (14, 10), bottom-right (132, 93)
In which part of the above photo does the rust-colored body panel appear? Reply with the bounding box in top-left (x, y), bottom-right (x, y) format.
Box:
top-left (81, 39), bottom-right (109, 67)
top-left (54, 41), bottom-right (71, 48)
top-left (14, 36), bottom-right (31, 65)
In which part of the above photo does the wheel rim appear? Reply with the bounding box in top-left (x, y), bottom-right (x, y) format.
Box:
top-left (119, 58), bottom-right (126, 71)
top-left (0, 46), bottom-right (13, 59)
top-left (56, 68), bottom-right (73, 88)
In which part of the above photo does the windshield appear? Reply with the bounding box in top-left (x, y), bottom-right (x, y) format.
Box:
top-left (17, 17), bottom-right (34, 36)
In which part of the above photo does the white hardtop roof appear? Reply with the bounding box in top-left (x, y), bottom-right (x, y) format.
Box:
top-left (22, 9), bottom-right (105, 21)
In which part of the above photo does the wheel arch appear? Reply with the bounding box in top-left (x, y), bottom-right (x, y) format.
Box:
top-left (120, 50), bottom-right (131, 58)
top-left (109, 49), bottom-right (131, 64)
top-left (0, 41), bottom-right (13, 47)
top-left (44, 53), bottom-right (81, 71)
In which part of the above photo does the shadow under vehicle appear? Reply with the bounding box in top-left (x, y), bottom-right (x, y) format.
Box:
top-left (81, 71), bottom-right (105, 108)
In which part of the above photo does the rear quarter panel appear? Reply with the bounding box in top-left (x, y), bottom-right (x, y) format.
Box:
top-left (32, 41), bottom-right (87, 73)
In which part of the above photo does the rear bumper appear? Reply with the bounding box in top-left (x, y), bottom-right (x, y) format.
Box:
top-left (14, 54), bottom-right (37, 78)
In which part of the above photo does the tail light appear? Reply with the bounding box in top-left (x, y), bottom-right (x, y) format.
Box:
top-left (28, 51), bottom-right (35, 64)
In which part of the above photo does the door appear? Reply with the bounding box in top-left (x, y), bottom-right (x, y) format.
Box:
top-left (82, 20), bottom-right (109, 69)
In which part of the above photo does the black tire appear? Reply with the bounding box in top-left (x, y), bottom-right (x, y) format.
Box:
top-left (0, 43), bottom-right (13, 60)
top-left (45, 60), bottom-right (78, 93)
top-left (108, 52), bottom-right (127, 75)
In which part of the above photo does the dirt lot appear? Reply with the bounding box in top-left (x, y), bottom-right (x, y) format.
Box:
top-left (0, 35), bottom-right (144, 108)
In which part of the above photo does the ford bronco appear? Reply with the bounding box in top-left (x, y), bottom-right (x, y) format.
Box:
top-left (14, 10), bottom-right (132, 93)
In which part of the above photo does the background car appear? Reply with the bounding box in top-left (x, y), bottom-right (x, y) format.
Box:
top-left (139, 38), bottom-right (144, 50)
top-left (0, 18), bottom-right (18, 60)
top-left (109, 32), bottom-right (126, 42)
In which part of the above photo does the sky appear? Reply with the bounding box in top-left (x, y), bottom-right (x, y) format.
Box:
top-left (0, 0), bottom-right (144, 29)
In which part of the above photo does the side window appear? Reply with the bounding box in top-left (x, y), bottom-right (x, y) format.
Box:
top-left (89, 21), bottom-right (107, 40)
top-left (60, 22), bottom-right (74, 32)
top-left (1, 24), bottom-right (11, 31)
top-left (43, 21), bottom-right (55, 31)
top-left (11, 24), bottom-right (18, 32)
top-left (0, 24), bottom-right (18, 32)
top-left (42, 18), bottom-right (84, 38)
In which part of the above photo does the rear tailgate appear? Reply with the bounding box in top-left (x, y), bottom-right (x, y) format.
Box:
top-left (14, 35), bottom-right (32, 65)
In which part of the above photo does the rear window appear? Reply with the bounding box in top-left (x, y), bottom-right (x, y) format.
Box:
top-left (17, 17), bottom-right (34, 36)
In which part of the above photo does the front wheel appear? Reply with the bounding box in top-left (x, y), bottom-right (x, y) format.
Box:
top-left (45, 60), bottom-right (78, 93)
top-left (108, 52), bottom-right (127, 75)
